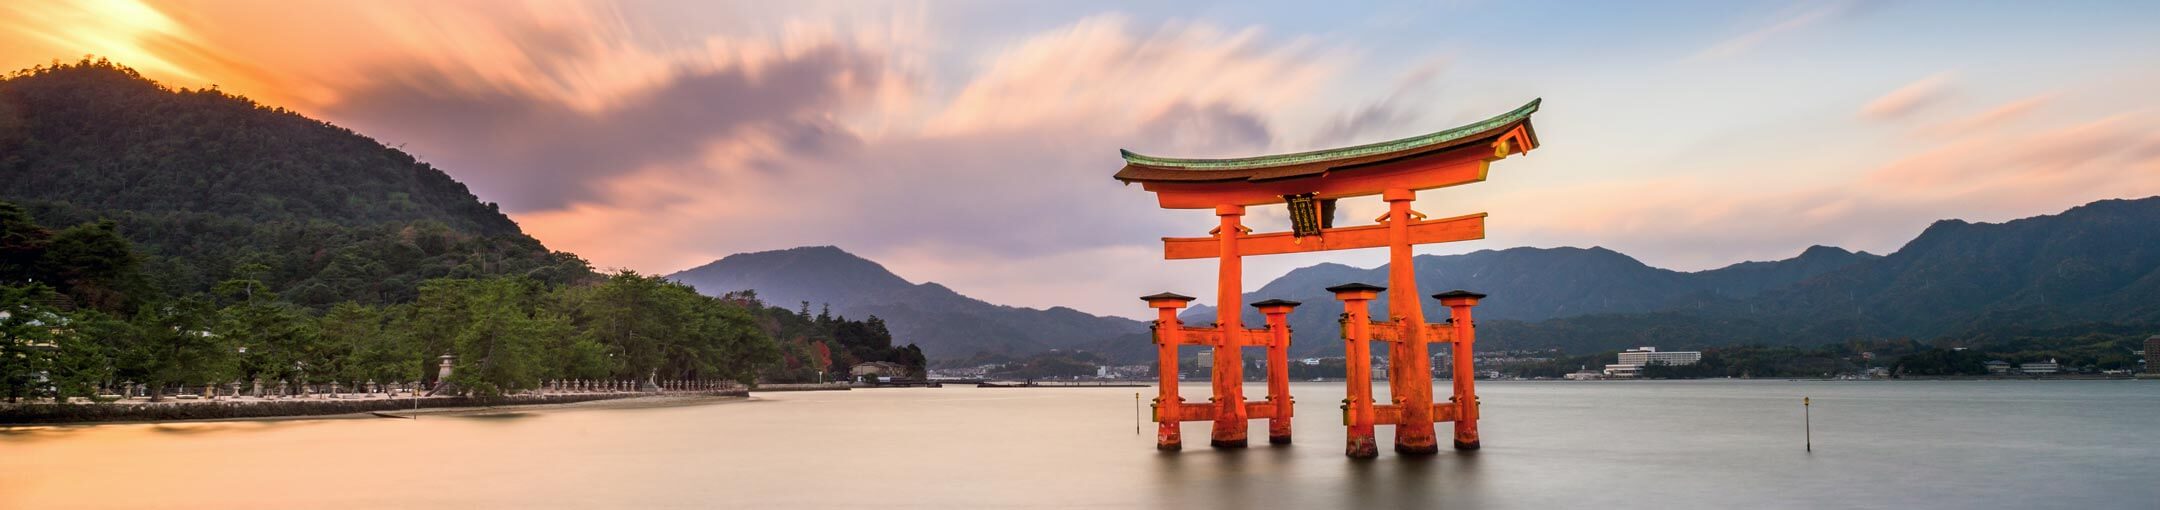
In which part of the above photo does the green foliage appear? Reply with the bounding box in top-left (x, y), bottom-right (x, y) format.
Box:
top-left (0, 59), bottom-right (593, 309)
top-left (442, 277), bottom-right (562, 397)
top-left (1, 284), bottom-right (131, 402)
top-left (116, 296), bottom-right (234, 400)
top-left (731, 291), bottom-right (922, 383)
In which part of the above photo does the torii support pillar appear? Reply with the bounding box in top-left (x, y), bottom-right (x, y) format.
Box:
top-left (1253, 299), bottom-right (1301, 445)
top-left (1143, 293), bottom-right (1197, 451)
top-left (1329, 283), bottom-right (1385, 458)
top-left (1437, 290), bottom-right (1486, 450)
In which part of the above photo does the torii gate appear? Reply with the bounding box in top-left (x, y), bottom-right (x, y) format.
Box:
top-left (1119, 99), bottom-right (1542, 457)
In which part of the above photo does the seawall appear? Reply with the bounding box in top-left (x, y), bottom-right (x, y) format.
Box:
top-left (1, 389), bottom-right (747, 425)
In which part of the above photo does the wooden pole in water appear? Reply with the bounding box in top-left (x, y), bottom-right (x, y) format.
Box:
top-left (1804, 396), bottom-right (1811, 452)
top-left (1136, 393), bottom-right (1143, 434)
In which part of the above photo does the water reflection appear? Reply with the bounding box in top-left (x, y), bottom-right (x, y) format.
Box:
top-left (1, 381), bottom-right (2155, 509)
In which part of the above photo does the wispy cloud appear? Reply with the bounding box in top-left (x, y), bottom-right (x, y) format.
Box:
top-left (1693, 0), bottom-right (1861, 61)
top-left (1913, 93), bottom-right (2053, 138)
top-left (1861, 73), bottom-right (1955, 120)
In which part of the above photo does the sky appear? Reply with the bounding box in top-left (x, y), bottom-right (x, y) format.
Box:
top-left (5, 0), bottom-right (2159, 319)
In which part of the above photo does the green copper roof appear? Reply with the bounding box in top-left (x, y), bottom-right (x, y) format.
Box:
top-left (1120, 98), bottom-right (1540, 171)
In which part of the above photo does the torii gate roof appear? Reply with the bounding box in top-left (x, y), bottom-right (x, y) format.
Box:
top-left (1114, 98), bottom-right (1540, 185)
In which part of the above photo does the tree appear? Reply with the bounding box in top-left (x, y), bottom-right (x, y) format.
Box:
top-left (0, 284), bottom-right (61, 402)
top-left (0, 202), bottom-right (52, 284)
top-left (36, 220), bottom-right (148, 312)
top-left (116, 296), bottom-right (233, 401)
top-left (218, 282), bottom-right (319, 389)
top-left (445, 277), bottom-right (562, 397)
top-left (319, 301), bottom-right (418, 386)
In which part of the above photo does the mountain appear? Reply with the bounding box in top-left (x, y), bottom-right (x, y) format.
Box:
top-left (1216, 197), bottom-right (2160, 357)
top-left (1708, 197), bottom-right (2160, 341)
top-left (667, 246), bottom-right (1148, 361)
top-left (0, 58), bottom-right (589, 305)
top-left (1182, 244), bottom-right (1878, 358)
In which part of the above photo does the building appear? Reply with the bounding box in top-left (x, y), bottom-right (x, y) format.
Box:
top-left (1616, 346), bottom-right (1703, 367)
top-left (1195, 348), bottom-right (1212, 368)
top-left (1601, 364), bottom-right (1642, 378)
top-left (1984, 360), bottom-right (2012, 375)
top-left (2143, 335), bottom-right (2159, 377)
top-left (2019, 359), bottom-right (2060, 375)
top-left (850, 361), bottom-right (910, 380)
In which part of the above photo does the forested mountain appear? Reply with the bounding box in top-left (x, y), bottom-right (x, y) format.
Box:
top-left (0, 59), bottom-right (590, 306)
top-left (667, 246), bottom-right (1149, 362)
top-left (1182, 244), bottom-right (1879, 358)
top-left (677, 197), bottom-right (2160, 364)
top-left (1223, 197), bottom-right (2160, 357)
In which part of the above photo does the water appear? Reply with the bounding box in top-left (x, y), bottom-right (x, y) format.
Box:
top-left (3, 380), bottom-right (2155, 509)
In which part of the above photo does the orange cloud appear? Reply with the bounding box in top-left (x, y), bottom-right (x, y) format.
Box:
top-left (926, 14), bottom-right (1339, 146)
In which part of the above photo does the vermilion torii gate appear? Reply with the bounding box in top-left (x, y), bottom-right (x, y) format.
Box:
top-left (1118, 99), bottom-right (1542, 457)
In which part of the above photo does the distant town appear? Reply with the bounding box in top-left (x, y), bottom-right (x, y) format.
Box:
top-left (929, 335), bottom-right (2160, 382)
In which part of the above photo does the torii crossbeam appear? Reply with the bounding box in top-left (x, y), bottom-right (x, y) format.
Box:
top-left (1119, 99), bottom-right (1542, 457)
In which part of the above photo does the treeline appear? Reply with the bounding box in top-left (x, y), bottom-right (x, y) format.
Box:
top-left (739, 296), bottom-right (925, 382)
top-left (2, 58), bottom-right (591, 309)
top-left (1492, 334), bottom-right (2148, 379)
top-left (1, 206), bottom-right (923, 402)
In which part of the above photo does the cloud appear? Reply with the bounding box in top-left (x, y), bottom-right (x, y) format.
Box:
top-left (323, 42), bottom-right (889, 211)
top-left (501, 15), bottom-right (1350, 317)
top-left (1861, 73), bottom-right (1955, 120)
top-left (1484, 108), bottom-right (2160, 270)
top-left (1308, 57), bottom-right (1449, 146)
top-left (1914, 93), bottom-right (2052, 138)
top-left (925, 14), bottom-right (1337, 147)
top-left (1693, 0), bottom-right (1863, 61)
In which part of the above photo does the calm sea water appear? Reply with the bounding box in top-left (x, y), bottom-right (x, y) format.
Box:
top-left (3, 380), bottom-right (2155, 509)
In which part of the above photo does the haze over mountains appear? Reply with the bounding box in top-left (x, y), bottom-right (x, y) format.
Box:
top-left (674, 197), bottom-right (2160, 362)
top-left (666, 246), bottom-right (1149, 361)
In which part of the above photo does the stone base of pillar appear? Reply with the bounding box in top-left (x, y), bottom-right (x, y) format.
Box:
top-left (1454, 439), bottom-right (1481, 451)
top-left (1395, 443), bottom-right (1439, 455)
top-left (1209, 438), bottom-right (1247, 448)
top-left (1268, 434), bottom-right (1292, 445)
top-left (1347, 436), bottom-right (1378, 459)
top-left (1156, 423), bottom-right (1181, 451)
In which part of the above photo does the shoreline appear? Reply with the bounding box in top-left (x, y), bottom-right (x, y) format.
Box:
top-left (0, 389), bottom-right (748, 427)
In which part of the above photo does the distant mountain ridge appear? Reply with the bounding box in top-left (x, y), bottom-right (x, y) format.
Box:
top-left (1182, 244), bottom-right (1881, 358)
top-left (669, 197), bottom-right (2160, 363)
top-left (1238, 197), bottom-right (2160, 356)
top-left (666, 246), bottom-right (1148, 361)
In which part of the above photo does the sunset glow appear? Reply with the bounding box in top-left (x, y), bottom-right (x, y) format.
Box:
top-left (6, 0), bottom-right (2157, 318)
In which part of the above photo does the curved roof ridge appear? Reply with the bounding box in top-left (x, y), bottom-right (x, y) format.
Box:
top-left (1121, 98), bottom-right (1540, 171)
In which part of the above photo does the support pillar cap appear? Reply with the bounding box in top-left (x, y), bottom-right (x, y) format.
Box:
top-left (1250, 299), bottom-right (1302, 309)
top-left (1433, 290), bottom-right (1487, 302)
top-left (1325, 283), bottom-right (1386, 293)
top-left (1142, 292), bottom-right (1198, 308)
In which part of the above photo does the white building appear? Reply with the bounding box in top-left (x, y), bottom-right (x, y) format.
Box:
top-left (2019, 359), bottom-right (2060, 375)
top-left (1602, 364), bottom-right (1642, 378)
top-left (1616, 346), bottom-right (1702, 366)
